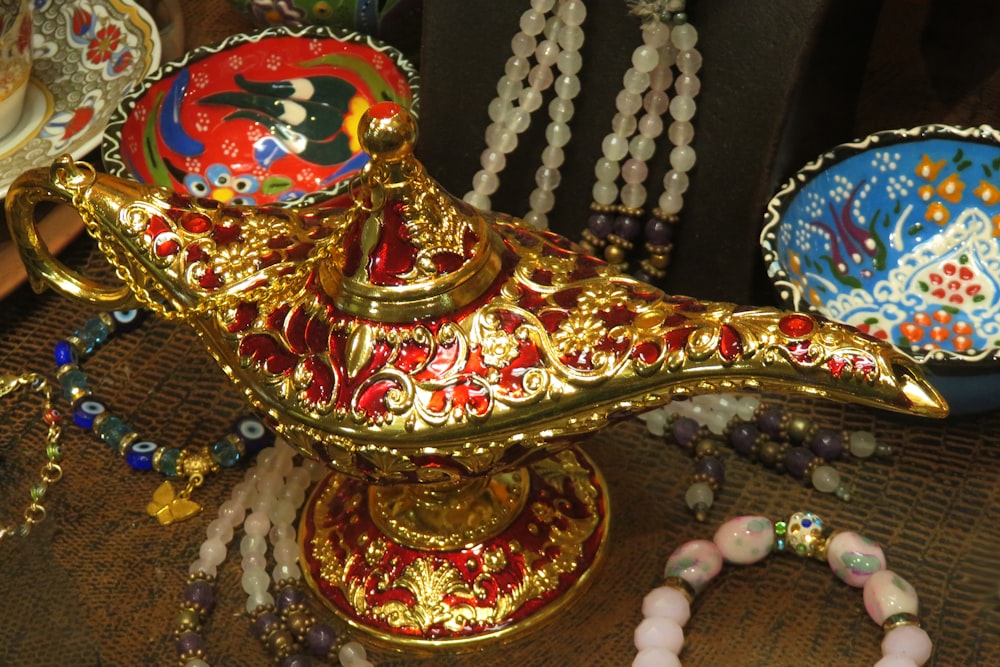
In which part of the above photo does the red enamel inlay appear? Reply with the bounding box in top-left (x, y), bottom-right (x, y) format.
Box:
top-left (285, 307), bottom-right (311, 354)
top-left (355, 379), bottom-right (397, 417)
top-left (181, 212), bottom-right (212, 234)
top-left (239, 334), bottom-right (297, 374)
top-left (185, 244), bottom-right (208, 264)
top-left (368, 202), bottom-right (415, 285)
top-left (266, 304), bottom-right (290, 332)
top-left (198, 270), bottom-right (222, 289)
top-left (853, 354), bottom-right (877, 379)
top-left (779, 314), bottom-right (815, 338)
top-left (663, 327), bottom-right (694, 351)
top-left (719, 324), bottom-right (743, 361)
top-left (786, 340), bottom-right (813, 364)
top-left (826, 355), bottom-right (847, 378)
top-left (301, 356), bottom-right (335, 406)
top-left (304, 316), bottom-right (331, 354)
top-left (395, 338), bottom-right (430, 373)
top-left (212, 222), bottom-right (241, 245)
top-left (227, 302), bottom-right (258, 333)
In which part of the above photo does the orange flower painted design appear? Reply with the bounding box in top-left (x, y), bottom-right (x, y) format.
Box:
top-left (915, 154), bottom-right (946, 181)
top-left (935, 173), bottom-right (965, 204)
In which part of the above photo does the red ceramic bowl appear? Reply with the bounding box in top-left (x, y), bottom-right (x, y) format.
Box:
top-left (103, 25), bottom-right (419, 208)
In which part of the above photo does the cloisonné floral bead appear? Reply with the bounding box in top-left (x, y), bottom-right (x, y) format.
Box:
top-left (663, 539), bottom-right (722, 593)
top-left (713, 515), bottom-right (774, 564)
top-left (827, 531), bottom-right (886, 587)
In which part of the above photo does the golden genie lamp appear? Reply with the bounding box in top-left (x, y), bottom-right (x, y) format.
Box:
top-left (5, 103), bottom-right (946, 649)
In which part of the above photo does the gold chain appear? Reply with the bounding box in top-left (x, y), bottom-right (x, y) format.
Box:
top-left (0, 372), bottom-right (64, 542)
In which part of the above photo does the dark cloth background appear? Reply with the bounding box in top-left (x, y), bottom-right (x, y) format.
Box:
top-left (1, 1), bottom-right (999, 665)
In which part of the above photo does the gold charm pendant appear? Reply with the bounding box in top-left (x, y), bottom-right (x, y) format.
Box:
top-left (146, 479), bottom-right (203, 526)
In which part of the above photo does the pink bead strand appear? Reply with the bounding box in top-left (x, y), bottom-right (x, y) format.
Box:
top-left (634, 511), bottom-right (932, 666)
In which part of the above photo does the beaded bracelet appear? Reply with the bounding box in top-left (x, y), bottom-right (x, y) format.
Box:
top-left (175, 439), bottom-right (376, 667)
top-left (634, 511), bottom-right (932, 667)
top-left (641, 394), bottom-right (891, 520)
top-left (53, 310), bottom-right (273, 524)
top-left (0, 372), bottom-right (63, 541)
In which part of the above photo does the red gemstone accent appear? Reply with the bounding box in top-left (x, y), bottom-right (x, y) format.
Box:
top-left (632, 341), bottom-right (661, 364)
top-left (181, 212), bottom-right (212, 234)
top-left (778, 314), bottom-right (815, 338)
top-left (719, 324), bottom-right (743, 361)
top-left (42, 408), bottom-right (61, 425)
top-left (185, 244), bottom-right (208, 264)
top-left (154, 237), bottom-right (180, 258)
top-left (145, 214), bottom-right (171, 239)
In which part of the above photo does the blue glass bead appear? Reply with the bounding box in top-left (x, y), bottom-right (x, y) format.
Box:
top-left (95, 415), bottom-right (133, 450)
top-left (210, 434), bottom-right (243, 468)
top-left (111, 309), bottom-right (145, 332)
top-left (125, 440), bottom-right (158, 470)
top-left (59, 368), bottom-right (89, 401)
top-left (158, 447), bottom-right (182, 477)
top-left (74, 317), bottom-right (110, 354)
top-left (54, 340), bottom-right (78, 366)
top-left (233, 415), bottom-right (274, 455)
top-left (72, 397), bottom-right (107, 429)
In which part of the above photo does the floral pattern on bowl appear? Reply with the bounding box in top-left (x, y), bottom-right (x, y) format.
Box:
top-left (761, 124), bottom-right (1000, 366)
top-left (102, 25), bottom-right (419, 209)
top-left (0, 0), bottom-right (160, 197)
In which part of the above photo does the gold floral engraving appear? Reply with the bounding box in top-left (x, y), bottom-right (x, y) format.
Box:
top-left (306, 450), bottom-right (602, 637)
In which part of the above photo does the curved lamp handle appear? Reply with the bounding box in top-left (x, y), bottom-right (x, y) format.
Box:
top-left (5, 158), bottom-right (140, 311)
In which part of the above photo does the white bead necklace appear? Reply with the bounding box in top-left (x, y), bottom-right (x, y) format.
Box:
top-left (176, 440), bottom-right (377, 667)
top-left (463, 0), bottom-right (588, 232)
top-left (465, 0), bottom-right (702, 282)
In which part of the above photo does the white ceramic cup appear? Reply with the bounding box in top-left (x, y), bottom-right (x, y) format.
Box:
top-left (0, 0), bottom-right (33, 140)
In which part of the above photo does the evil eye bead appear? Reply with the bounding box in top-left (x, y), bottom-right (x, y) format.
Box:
top-left (110, 309), bottom-right (145, 332)
top-left (73, 396), bottom-right (108, 429)
top-left (54, 340), bottom-right (79, 366)
top-left (233, 415), bottom-right (274, 455)
top-left (126, 440), bottom-right (159, 470)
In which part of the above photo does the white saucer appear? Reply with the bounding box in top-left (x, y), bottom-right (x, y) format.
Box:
top-left (0, 0), bottom-right (161, 198)
top-left (0, 0), bottom-right (161, 300)
top-left (0, 79), bottom-right (53, 160)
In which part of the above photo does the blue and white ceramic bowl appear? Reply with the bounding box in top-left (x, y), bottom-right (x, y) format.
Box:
top-left (761, 124), bottom-right (1000, 412)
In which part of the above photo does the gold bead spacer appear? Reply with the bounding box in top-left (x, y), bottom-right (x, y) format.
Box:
top-left (883, 612), bottom-right (921, 633)
top-left (175, 608), bottom-right (202, 634)
top-left (662, 576), bottom-right (696, 604)
top-left (580, 229), bottom-right (606, 249)
top-left (284, 608), bottom-right (316, 640)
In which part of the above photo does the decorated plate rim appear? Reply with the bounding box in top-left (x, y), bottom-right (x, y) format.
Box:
top-left (760, 123), bottom-right (1000, 367)
top-left (101, 24), bottom-right (421, 210)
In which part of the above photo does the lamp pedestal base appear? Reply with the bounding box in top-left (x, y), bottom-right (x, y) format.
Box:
top-left (298, 447), bottom-right (609, 650)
